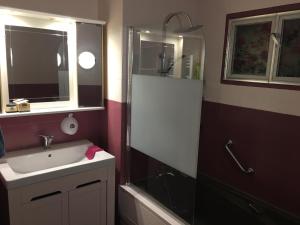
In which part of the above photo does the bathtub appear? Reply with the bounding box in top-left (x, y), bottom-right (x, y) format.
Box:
top-left (119, 174), bottom-right (299, 225)
top-left (119, 184), bottom-right (189, 225)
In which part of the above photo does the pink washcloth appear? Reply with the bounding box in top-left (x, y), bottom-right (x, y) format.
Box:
top-left (85, 145), bottom-right (103, 160)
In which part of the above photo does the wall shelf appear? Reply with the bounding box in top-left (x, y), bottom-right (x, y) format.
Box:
top-left (0, 106), bottom-right (104, 118)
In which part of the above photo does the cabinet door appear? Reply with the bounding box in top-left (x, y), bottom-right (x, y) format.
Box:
top-left (22, 191), bottom-right (66, 225)
top-left (69, 180), bottom-right (107, 225)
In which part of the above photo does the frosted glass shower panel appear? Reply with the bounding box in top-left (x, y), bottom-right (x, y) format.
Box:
top-left (130, 75), bottom-right (203, 178)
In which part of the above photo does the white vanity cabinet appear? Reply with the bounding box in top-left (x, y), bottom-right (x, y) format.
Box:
top-left (0, 140), bottom-right (115, 225)
top-left (69, 180), bottom-right (107, 225)
top-left (22, 191), bottom-right (66, 225)
top-left (6, 166), bottom-right (114, 225)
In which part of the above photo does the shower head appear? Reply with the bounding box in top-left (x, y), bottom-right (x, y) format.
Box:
top-left (174, 24), bottom-right (203, 34)
top-left (163, 11), bottom-right (203, 33)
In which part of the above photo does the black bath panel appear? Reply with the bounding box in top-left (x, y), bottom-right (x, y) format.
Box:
top-left (195, 174), bottom-right (300, 225)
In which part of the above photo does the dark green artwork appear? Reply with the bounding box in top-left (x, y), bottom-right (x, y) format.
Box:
top-left (231, 22), bottom-right (271, 76)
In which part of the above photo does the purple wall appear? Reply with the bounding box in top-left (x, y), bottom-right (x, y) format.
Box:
top-left (0, 99), bottom-right (126, 185)
top-left (111, 97), bottom-right (300, 217)
top-left (0, 99), bottom-right (128, 225)
top-left (106, 100), bottom-right (127, 185)
top-left (1, 110), bottom-right (107, 152)
top-left (3, 96), bottom-right (298, 218)
top-left (198, 100), bottom-right (300, 217)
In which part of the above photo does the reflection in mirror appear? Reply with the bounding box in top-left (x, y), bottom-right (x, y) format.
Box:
top-left (77, 23), bottom-right (103, 107)
top-left (140, 41), bottom-right (174, 76)
top-left (5, 25), bottom-right (69, 103)
top-left (181, 37), bottom-right (202, 80)
top-left (133, 29), bottom-right (203, 80)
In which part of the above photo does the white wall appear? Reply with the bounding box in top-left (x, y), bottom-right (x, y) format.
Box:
top-left (0, 0), bottom-right (206, 103)
top-left (197, 0), bottom-right (300, 116)
top-left (0, 0), bottom-right (100, 19)
top-left (101, 0), bottom-right (124, 102)
top-left (123, 0), bottom-right (202, 27)
top-left (4, 0), bottom-right (299, 113)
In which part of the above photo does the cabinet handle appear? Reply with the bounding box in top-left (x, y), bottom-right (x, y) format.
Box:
top-left (31, 191), bottom-right (62, 201)
top-left (76, 180), bottom-right (101, 189)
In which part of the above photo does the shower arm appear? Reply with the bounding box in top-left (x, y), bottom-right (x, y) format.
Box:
top-left (163, 11), bottom-right (193, 29)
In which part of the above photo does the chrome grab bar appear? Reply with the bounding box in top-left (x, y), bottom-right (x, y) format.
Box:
top-left (225, 140), bottom-right (254, 174)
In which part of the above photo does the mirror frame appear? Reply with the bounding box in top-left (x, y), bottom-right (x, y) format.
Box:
top-left (0, 7), bottom-right (106, 117)
top-left (0, 14), bottom-right (77, 110)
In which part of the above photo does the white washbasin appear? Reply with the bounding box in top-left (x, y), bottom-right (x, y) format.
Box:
top-left (0, 140), bottom-right (115, 189)
top-left (7, 142), bottom-right (89, 174)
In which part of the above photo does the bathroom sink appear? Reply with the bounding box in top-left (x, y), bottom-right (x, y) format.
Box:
top-left (0, 140), bottom-right (115, 189)
top-left (6, 143), bottom-right (88, 174)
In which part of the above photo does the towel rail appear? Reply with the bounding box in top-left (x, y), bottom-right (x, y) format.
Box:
top-left (225, 140), bottom-right (254, 175)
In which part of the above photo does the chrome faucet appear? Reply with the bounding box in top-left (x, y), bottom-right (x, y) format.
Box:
top-left (39, 135), bottom-right (54, 149)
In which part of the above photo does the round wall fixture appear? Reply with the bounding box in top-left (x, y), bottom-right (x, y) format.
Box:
top-left (78, 51), bottom-right (96, 69)
top-left (61, 113), bottom-right (79, 135)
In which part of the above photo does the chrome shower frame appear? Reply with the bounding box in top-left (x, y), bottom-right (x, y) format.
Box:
top-left (124, 24), bottom-right (206, 225)
top-left (125, 25), bottom-right (206, 184)
top-left (125, 27), bottom-right (134, 185)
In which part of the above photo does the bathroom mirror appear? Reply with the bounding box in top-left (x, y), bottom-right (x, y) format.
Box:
top-left (76, 23), bottom-right (103, 107)
top-left (5, 25), bottom-right (70, 103)
top-left (0, 8), bottom-right (105, 116)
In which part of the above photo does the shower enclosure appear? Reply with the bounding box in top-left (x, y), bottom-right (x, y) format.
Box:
top-left (126, 12), bottom-right (205, 224)
top-left (124, 11), bottom-right (300, 225)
